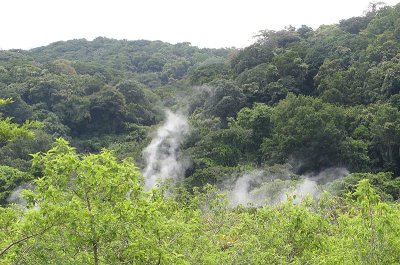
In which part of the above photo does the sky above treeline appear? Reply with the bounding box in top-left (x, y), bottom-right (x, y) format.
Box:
top-left (1, 0), bottom-right (399, 50)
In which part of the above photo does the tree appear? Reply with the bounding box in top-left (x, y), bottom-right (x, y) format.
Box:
top-left (230, 43), bottom-right (274, 74)
top-left (0, 166), bottom-right (28, 205)
top-left (263, 94), bottom-right (347, 172)
top-left (87, 86), bottom-right (127, 134)
top-left (0, 98), bottom-right (40, 147)
top-left (370, 103), bottom-right (400, 174)
top-left (339, 15), bottom-right (373, 34)
top-left (0, 139), bottom-right (213, 264)
top-left (256, 28), bottom-right (301, 48)
top-left (331, 172), bottom-right (400, 201)
top-left (236, 103), bottom-right (273, 163)
top-left (189, 58), bottom-right (230, 85)
top-left (204, 79), bottom-right (246, 126)
top-left (236, 63), bottom-right (279, 88)
top-left (116, 80), bottom-right (160, 126)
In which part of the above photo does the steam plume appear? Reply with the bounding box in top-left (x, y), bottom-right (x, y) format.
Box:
top-left (142, 110), bottom-right (189, 190)
top-left (6, 183), bottom-right (31, 206)
top-left (229, 167), bottom-right (349, 207)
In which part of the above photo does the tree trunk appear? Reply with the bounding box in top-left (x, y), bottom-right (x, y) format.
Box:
top-left (85, 191), bottom-right (99, 265)
top-left (93, 241), bottom-right (99, 265)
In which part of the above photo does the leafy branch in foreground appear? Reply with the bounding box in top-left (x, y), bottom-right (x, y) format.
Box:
top-left (0, 98), bottom-right (42, 145)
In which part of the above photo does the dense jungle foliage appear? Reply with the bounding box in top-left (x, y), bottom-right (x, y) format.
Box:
top-left (1, 2), bottom-right (400, 264)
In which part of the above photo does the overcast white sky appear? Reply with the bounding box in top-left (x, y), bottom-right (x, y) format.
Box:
top-left (1, 0), bottom-right (399, 50)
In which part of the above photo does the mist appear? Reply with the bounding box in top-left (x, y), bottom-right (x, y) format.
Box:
top-left (142, 109), bottom-right (189, 190)
top-left (229, 167), bottom-right (349, 207)
top-left (6, 183), bottom-right (31, 206)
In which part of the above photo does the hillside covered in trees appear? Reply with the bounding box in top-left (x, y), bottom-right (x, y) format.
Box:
top-left (1, 2), bottom-right (400, 264)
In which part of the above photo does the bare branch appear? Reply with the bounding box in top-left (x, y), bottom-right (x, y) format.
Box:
top-left (0, 224), bottom-right (55, 258)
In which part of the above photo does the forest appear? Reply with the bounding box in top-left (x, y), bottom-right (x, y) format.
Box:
top-left (1, 2), bottom-right (400, 264)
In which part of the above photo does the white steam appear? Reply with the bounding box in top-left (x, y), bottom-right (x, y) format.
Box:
top-left (229, 167), bottom-right (349, 207)
top-left (229, 170), bottom-right (263, 206)
top-left (142, 110), bottom-right (189, 190)
top-left (6, 183), bottom-right (31, 206)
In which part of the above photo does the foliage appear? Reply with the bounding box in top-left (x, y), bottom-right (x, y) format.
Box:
top-left (2, 5), bottom-right (400, 263)
top-left (0, 99), bottom-right (41, 146)
top-left (1, 151), bottom-right (400, 263)
top-left (0, 139), bottom-right (215, 264)
top-left (0, 166), bottom-right (29, 206)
